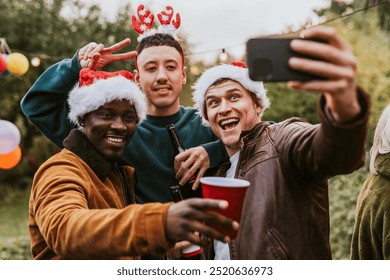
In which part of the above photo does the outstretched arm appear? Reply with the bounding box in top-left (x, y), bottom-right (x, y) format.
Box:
top-left (287, 25), bottom-right (361, 124)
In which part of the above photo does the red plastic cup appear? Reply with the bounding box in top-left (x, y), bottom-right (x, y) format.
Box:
top-left (200, 176), bottom-right (250, 239)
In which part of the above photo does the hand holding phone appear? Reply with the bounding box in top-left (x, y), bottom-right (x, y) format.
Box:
top-left (246, 37), bottom-right (325, 82)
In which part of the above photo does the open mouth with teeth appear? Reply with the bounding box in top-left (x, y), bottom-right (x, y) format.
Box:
top-left (106, 136), bottom-right (125, 144)
top-left (219, 118), bottom-right (239, 130)
top-left (155, 86), bottom-right (171, 94)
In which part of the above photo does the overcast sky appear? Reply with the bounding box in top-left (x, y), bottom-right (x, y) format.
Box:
top-left (78, 0), bottom-right (330, 63)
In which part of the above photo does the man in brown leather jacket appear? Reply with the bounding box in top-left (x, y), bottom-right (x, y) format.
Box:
top-left (191, 26), bottom-right (370, 259)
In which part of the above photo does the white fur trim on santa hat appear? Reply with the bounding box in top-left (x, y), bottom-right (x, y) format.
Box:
top-left (68, 76), bottom-right (146, 127)
top-left (192, 64), bottom-right (270, 125)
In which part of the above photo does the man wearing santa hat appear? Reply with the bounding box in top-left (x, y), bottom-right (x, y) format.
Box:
top-left (192, 26), bottom-right (370, 259)
top-left (28, 68), bottom-right (237, 260)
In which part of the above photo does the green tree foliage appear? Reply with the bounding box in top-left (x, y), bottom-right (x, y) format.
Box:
top-left (262, 83), bottom-right (319, 124)
top-left (318, 4), bottom-right (390, 139)
top-left (316, 0), bottom-right (390, 32)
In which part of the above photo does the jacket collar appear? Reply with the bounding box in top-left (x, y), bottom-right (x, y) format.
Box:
top-left (375, 153), bottom-right (390, 179)
top-left (240, 122), bottom-right (268, 145)
top-left (63, 129), bottom-right (114, 181)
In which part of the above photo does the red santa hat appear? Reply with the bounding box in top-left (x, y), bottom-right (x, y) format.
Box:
top-left (192, 62), bottom-right (270, 125)
top-left (68, 68), bottom-right (146, 127)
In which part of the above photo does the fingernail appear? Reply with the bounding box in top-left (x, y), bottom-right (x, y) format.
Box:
top-left (219, 201), bottom-right (228, 209)
top-left (290, 39), bottom-right (303, 48)
top-left (289, 57), bottom-right (299, 66)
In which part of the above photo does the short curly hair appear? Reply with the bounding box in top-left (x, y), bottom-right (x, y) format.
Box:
top-left (135, 33), bottom-right (184, 69)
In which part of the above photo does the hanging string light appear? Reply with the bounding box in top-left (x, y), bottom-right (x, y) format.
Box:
top-left (219, 48), bottom-right (228, 63)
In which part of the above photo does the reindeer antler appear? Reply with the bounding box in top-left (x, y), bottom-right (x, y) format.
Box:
top-left (131, 5), bottom-right (155, 35)
top-left (157, 6), bottom-right (181, 29)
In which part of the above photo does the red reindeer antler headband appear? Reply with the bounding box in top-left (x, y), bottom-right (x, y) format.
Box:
top-left (157, 6), bottom-right (181, 35)
top-left (131, 5), bottom-right (156, 40)
top-left (131, 5), bottom-right (181, 42)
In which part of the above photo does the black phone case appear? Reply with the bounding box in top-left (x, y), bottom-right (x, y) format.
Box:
top-left (246, 38), bottom-right (323, 82)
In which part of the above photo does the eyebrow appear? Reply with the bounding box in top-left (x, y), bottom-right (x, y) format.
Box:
top-left (143, 58), bottom-right (180, 65)
top-left (205, 93), bottom-right (217, 101)
top-left (205, 87), bottom-right (242, 99)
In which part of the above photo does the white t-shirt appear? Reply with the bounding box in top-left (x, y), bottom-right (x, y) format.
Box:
top-left (214, 152), bottom-right (240, 260)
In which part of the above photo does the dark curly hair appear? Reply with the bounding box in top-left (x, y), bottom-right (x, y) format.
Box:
top-left (135, 33), bottom-right (185, 69)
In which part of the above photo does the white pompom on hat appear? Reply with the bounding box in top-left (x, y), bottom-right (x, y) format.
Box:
top-left (68, 68), bottom-right (146, 127)
top-left (192, 61), bottom-right (270, 125)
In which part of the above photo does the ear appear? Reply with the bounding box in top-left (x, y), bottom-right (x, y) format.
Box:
top-left (203, 104), bottom-right (209, 121)
top-left (255, 101), bottom-right (263, 117)
top-left (134, 69), bottom-right (140, 84)
top-left (133, 108), bottom-right (140, 124)
top-left (182, 66), bottom-right (187, 85)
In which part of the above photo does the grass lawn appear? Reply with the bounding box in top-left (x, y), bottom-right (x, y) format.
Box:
top-left (0, 186), bottom-right (31, 259)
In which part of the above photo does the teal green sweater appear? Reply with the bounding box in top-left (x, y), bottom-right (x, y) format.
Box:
top-left (350, 153), bottom-right (390, 259)
top-left (21, 53), bottom-right (227, 203)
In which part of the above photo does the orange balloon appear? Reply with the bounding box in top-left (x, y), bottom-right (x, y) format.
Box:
top-left (0, 146), bottom-right (22, 170)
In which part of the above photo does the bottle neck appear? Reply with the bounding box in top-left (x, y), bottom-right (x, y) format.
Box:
top-left (170, 185), bottom-right (183, 202)
top-left (167, 124), bottom-right (186, 155)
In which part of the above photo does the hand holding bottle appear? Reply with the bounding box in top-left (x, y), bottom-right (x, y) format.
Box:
top-left (167, 124), bottom-right (210, 191)
top-left (174, 147), bottom-right (210, 190)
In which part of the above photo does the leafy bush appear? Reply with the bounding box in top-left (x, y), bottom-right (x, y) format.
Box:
top-left (328, 164), bottom-right (369, 260)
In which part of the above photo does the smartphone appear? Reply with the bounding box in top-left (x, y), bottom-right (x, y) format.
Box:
top-left (246, 37), bottom-right (324, 82)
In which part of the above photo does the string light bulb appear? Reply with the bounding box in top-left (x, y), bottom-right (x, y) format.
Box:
top-left (219, 48), bottom-right (228, 63)
top-left (31, 57), bottom-right (41, 67)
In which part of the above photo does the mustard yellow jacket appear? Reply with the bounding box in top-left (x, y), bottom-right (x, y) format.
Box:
top-left (29, 129), bottom-right (173, 259)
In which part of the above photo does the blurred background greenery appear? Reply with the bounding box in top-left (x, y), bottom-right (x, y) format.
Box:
top-left (0, 0), bottom-right (390, 259)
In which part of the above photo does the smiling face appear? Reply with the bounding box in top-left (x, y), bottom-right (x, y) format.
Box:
top-left (81, 100), bottom-right (138, 162)
top-left (134, 46), bottom-right (186, 116)
top-left (205, 80), bottom-right (263, 156)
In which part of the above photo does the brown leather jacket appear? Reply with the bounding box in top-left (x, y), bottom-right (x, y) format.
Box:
top-left (207, 91), bottom-right (369, 260)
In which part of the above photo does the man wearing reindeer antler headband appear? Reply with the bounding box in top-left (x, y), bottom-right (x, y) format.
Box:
top-left (21, 5), bottom-right (227, 259)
